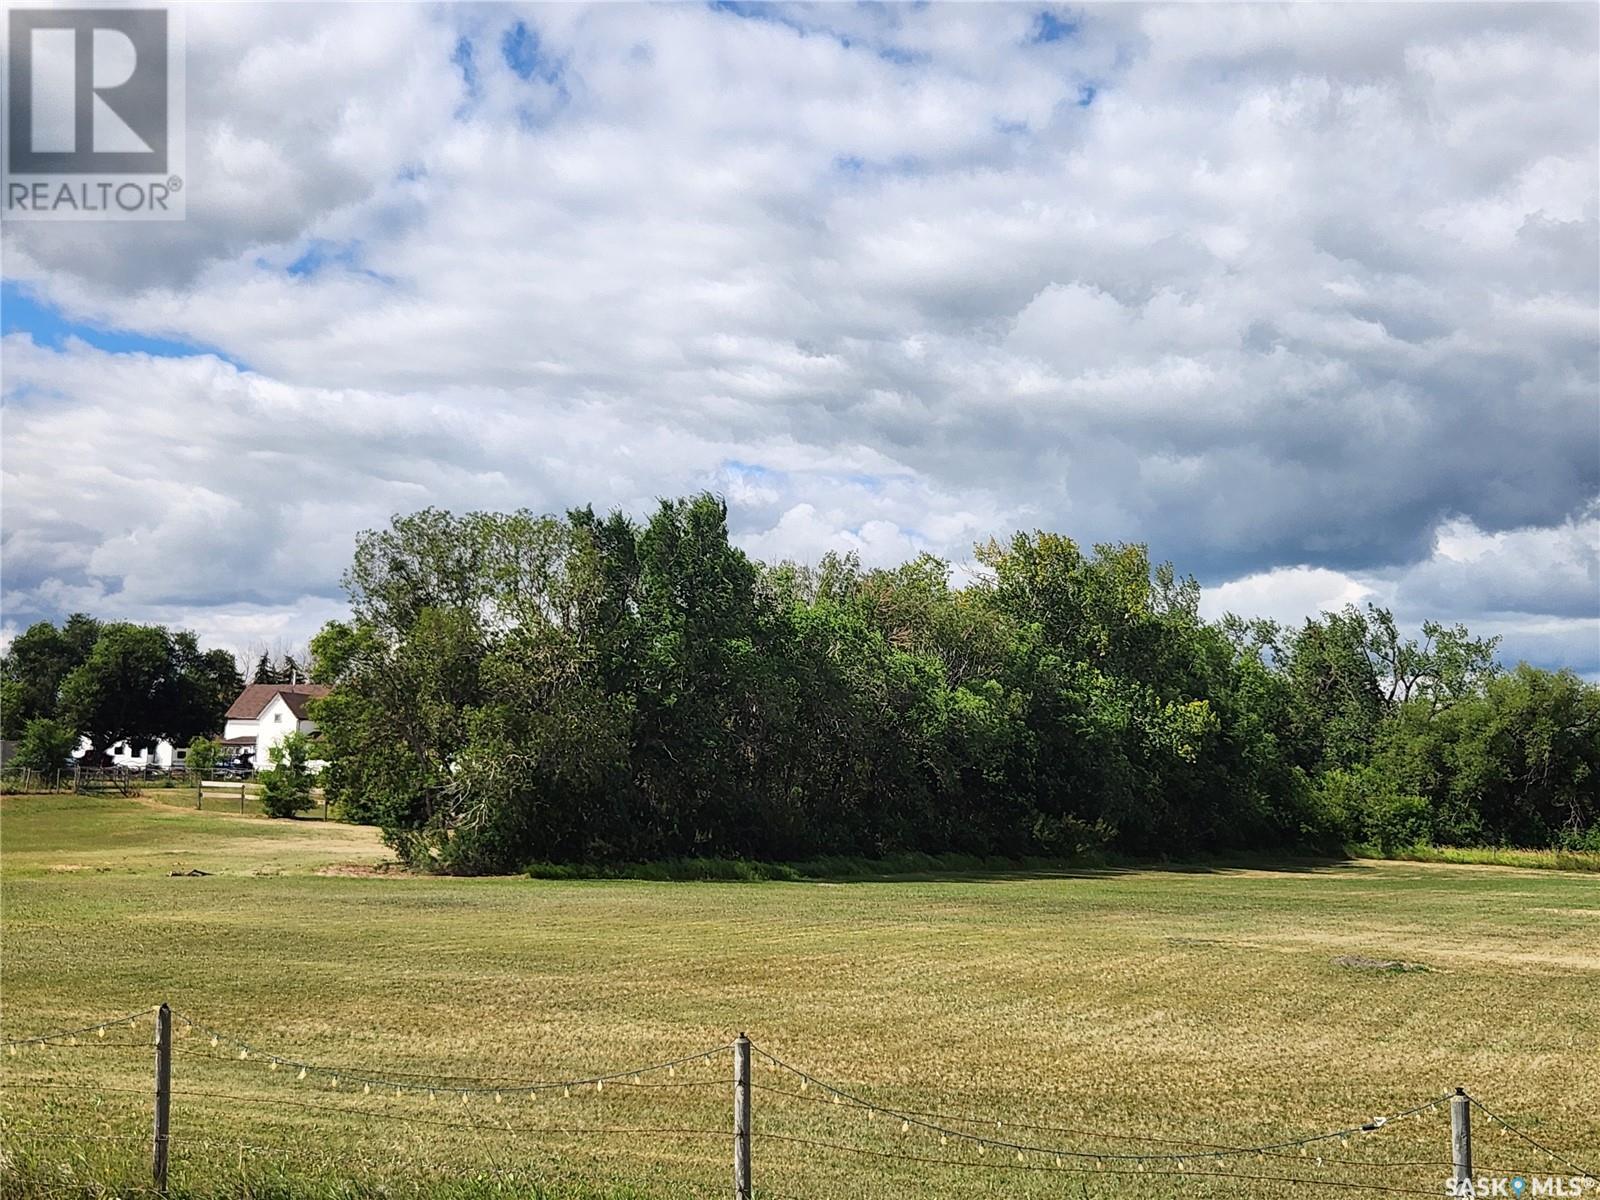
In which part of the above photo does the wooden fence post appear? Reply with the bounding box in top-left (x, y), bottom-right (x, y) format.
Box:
top-left (733, 1033), bottom-right (751, 1200)
top-left (153, 1003), bottom-right (172, 1194)
top-left (1451, 1087), bottom-right (1471, 1186)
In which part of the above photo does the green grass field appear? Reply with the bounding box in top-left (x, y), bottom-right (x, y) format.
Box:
top-left (3, 794), bottom-right (1597, 1199)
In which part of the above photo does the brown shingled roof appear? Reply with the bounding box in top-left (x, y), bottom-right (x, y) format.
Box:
top-left (224, 683), bottom-right (332, 721)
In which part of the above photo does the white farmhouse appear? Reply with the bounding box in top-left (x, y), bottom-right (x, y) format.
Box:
top-left (221, 683), bottom-right (331, 770)
top-left (96, 737), bottom-right (186, 769)
top-left (67, 683), bottom-right (332, 772)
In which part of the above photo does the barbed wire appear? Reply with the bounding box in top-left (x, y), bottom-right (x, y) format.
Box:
top-left (2, 1078), bottom-right (1544, 1180)
top-left (167, 1086), bottom-right (727, 1140)
top-left (190, 1057), bottom-right (729, 1088)
top-left (176, 1044), bottom-right (734, 1091)
top-left (10, 1037), bottom-right (732, 1095)
top-left (170, 1011), bottom-right (730, 1097)
top-left (750, 1077), bottom-right (1470, 1171)
top-left (758, 1131), bottom-right (1448, 1195)
top-left (4, 1073), bottom-right (1572, 1186)
top-left (2, 1008), bottom-right (156, 1049)
top-left (9, 1008), bottom-right (1593, 1195)
top-left (5, 1040), bottom-right (150, 1054)
top-left (1466, 1095), bottom-right (1599, 1184)
top-left (10, 1078), bottom-right (723, 1119)
top-left (751, 1043), bottom-right (1449, 1166)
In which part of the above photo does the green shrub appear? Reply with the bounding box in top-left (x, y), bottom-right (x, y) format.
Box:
top-left (1365, 790), bottom-right (1432, 854)
top-left (1558, 824), bottom-right (1600, 853)
top-left (1314, 765), bottom-right (1433, 853)
top-left (260, 732), bottom-right (315, 818)
top-left (10, 718), bottom-right (78, 773)
top-left (186, 736), bottom-right (221, 778)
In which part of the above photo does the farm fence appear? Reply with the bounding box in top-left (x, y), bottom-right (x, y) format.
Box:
top-left (2, 1005), bottom-right (1596, 1198)
top-left (193, 777), bottom-right (329, 817)
top-left (0, 766), bottom-right (72, 794)
top-left (0, 765), bottom-right (150, 795)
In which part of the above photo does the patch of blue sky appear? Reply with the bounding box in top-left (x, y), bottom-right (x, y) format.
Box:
top-left (499, 20), bottom-right (570, 123)
top-left (449, 36), bottom-right (481, 120)
top-left (452, 36), bottom-right (478, 92)
top-left (723, 459), bottom-right (785, 481)
top-left (710, 2), bottom-right (921, 66)
top-left (708, 1), bottom-right (811, 37)
top-left (842, 473), bottom-right (886, 494)
top-left (1030, 10), bottom-right (1078, 44)
top-left (831, 153), bottom-right (928, 180)
top-left (502, 21), bottom-right (552, 82)
top-left (282, 239), bottom-right (394, 285)
top-left (0, 281), bottom-right (248, 370)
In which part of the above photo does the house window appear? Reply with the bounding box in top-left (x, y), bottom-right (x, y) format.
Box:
top-left (274, 713), bottom-right (283, 724)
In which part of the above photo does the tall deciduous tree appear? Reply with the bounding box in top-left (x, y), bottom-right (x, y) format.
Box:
top-left (57, 623), bottom-right (241, 757)
top-left (0, 613), bottom-right (102, 737)
top-left (310, 494), bottom-right (1598, 872)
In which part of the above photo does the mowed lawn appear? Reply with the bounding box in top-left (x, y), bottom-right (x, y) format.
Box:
top-left (2, 794), bottom-right (1597, 1199)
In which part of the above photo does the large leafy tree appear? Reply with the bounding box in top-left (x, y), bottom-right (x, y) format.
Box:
top-left (1279, 606), bottom-right (1387, 772)
top-left (1362, 605), bottom-right (1500, 713)
top-left (171, 633), bottom-right (246, 739)
top-left (0, 613), bottom-right (102, 737)
top-left (311, 495), bottom-right (1598, 872)
top-left (1377, 665), bottom-right (1599, 847)
top-left (56, 623), bottom-right (241, 757)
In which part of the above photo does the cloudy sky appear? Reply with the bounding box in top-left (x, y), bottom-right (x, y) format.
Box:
top-left (2, 2), bottom-right (1597, 675)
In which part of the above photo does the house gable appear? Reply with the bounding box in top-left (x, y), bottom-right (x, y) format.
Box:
top-left (224, 683), bottom-right (330, 721)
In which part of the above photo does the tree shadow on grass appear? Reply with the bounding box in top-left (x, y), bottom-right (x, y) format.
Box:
top-left (799, 854), bottom-right (1365, 885)
top-left (523, 851), bottom-right (1370, 885)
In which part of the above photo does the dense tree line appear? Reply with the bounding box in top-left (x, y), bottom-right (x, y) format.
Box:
top-left (1, 616), bottom-right (242, 769)
top-left (310, 496), bottom-right (1599, 873)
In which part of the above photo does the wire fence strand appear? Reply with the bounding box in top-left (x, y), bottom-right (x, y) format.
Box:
top-left (3, 1008), bottom-right (157, 1049)
top-left (750, 1077), bottom-right (1472, 1171)
top-left (170, 1011), bottom-right (731, 1096)
top-left (7, 1009), bottom-right (1596, 1198)
top-left (1465, 1096), bottom-right (1600, 1184)
top-left (758, 1131), bottom-right (1448, 1195)
top-left (751, 1042), bottom-right (1450, 1165)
